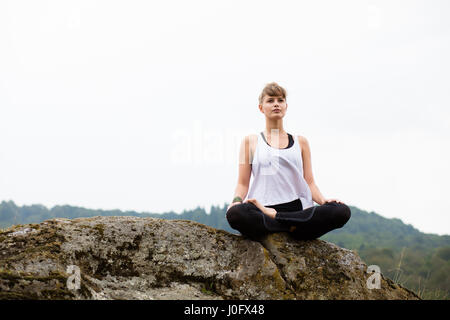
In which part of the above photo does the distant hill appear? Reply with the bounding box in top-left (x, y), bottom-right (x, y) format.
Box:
top-left (0, 200), bottom-right (448, 299)
top-left (320, 206), bottom-right (449, 299)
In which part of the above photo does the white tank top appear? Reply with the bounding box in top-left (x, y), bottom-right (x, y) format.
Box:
top-left (245, 132), bottom-right (314, 209)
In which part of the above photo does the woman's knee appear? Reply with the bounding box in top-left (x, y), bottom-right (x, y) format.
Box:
top-left (226, 204), bottom-right (246, 228)
top-left (334, 203), bottom-right (351, 227)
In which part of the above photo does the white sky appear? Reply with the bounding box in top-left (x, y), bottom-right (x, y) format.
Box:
top-left (1, 0), bottom-right (449, 235)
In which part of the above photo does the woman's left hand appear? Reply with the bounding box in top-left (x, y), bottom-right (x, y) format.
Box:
top-left (323, 198), bottom-right (344, 204)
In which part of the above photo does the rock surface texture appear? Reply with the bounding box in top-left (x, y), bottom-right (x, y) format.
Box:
top-left (0, 216), bottom-right (420, 300)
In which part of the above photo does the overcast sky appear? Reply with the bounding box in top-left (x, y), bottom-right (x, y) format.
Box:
top-left (1, 0), bottom-right (449, 235)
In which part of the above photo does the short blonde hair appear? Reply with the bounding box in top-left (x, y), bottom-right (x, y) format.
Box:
top-left (258, 82), bottom-right (287, 105)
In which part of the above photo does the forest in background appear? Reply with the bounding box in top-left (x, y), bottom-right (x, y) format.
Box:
top-left (0, 200), bottom-right (448, 299)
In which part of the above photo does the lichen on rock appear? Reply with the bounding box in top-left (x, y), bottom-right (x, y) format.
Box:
top-left (0, 216), bottom-right (420, 300)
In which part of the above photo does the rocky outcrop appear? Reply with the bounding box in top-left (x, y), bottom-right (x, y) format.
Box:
top-left (0, 216), bottom-right (419, 300)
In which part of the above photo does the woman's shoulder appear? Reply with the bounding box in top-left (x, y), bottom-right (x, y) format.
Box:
top-left (249, 133), bottom-right (258, 147)
top-left (295, 134), bottom-right (310, 153)
top-left (296, 134), bottom-right (308, 145)
top-left (242, 134), bottom-right (258, 160)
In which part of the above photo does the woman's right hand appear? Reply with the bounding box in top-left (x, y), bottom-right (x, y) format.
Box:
top-left (245, 198), bottom-right (277, 219)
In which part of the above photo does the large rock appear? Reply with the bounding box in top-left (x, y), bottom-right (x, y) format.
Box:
top-left (0, 216), bottom-right (419, 300)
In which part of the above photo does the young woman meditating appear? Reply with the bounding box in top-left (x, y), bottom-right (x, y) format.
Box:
top-left (226, 82), bottom-right (351, 240)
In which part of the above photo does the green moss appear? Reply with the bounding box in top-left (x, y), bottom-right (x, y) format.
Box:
top-left (0, 269), bottom-right (67, 283)
top-left (0, 268), bottom-right (22, 282)
top-left (0, 291), bottom-right (39, 300)
top-left (0, 268), bottom-right (94, 300)
top-left (262, 247), bottom-right (271, 268)
top-left (1, 228), bottom-right (64, 264)
top-left (24, 242), bottom-right (61, 255)
top-left (40, 289), bottom-right (76, 300)
top-left (201, 281), bottom-right (216, 296)
top-left (93, 224), bottom-right (105, 238)
top-left (75, 248), bottom-right (139, 279)
top-left (0, 269), bottom-right (72, 300)
top-left (2, 256), bottom-right (97, 299)
top-left (28, 223), bottom-right (40, 230)
top-left (81, 274), bottom-right (101, 294)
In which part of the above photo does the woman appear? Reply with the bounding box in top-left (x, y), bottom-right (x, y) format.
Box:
top-left (226, 82), bottom-right (351, 241)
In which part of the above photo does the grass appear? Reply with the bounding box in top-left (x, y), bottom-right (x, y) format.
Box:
top-left (387, 248), bottom-right (449, 300)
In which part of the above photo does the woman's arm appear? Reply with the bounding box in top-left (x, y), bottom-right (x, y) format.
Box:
top-left (308, 183), bottom-right (326, 205)
top-left (228, 135), bottom-right (252, 210)
top-left (298, 136), bottom-right (327, 205)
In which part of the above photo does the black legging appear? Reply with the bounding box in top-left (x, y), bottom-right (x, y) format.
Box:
top-left (226, 199), bottom-right (351, 241)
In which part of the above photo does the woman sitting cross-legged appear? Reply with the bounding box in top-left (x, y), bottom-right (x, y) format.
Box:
top-left (226, 82), bottom-right (351, 241)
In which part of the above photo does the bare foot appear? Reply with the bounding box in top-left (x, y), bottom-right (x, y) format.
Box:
top-left (245, 198), bottom-right (277, 219)
top-left (263, 207), bottom-right (277, 219)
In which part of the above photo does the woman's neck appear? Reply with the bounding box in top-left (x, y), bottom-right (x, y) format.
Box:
top-left (264, 119), bottom-right (286, 136)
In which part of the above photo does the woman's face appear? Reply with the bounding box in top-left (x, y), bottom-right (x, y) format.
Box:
top-left (259, 95), bottom-right (288, 119)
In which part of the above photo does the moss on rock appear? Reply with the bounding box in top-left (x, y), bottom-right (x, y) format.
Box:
top-left (0, 216), bottom-right (420, 300)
